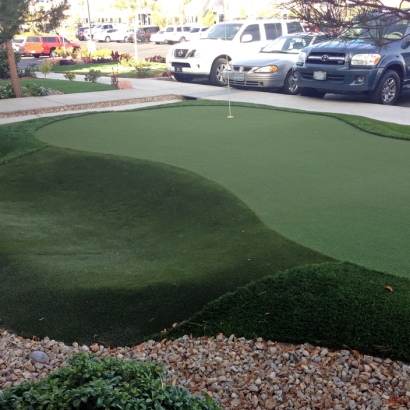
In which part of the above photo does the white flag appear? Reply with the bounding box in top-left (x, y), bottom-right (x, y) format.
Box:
top-left (203, 0), bottom-right (223, 18)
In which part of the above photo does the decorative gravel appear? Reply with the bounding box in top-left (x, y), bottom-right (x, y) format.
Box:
top-left (0, 94), bottom-right (181, 118)
top-left (1, 330), bottom-right (410, 409)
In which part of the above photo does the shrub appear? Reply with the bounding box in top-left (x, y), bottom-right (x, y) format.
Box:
top-left (0, 45), bottom-right (22, 79)
top-left (146, 55), bottom-right (166, 63)
top-left (39, 61), bottom-right (54, 78)
top-left (111, 50), bottom-right (120, 62)
top-left (91, 48), bottom-right (112, 58)
top-left (92, 57), bottom-right (111, 64)
top-left (0, 83), bottom-right (15, 99)
top-left (84, 69), bottom-right (102, 83)
top-left (19, 63), bottom-right (37, 78)
top-left (133, 58), bottom-right (152, 77)
top-left (55, 46), bottom-right (68, 58)
top-left (59, 59), bottom-right (76, 66)
top-left (119, 52), bottom-right (134, 67)
top-left (0, 354), bottom-right (223, 409)
top-left (23, 83), bottom-right (49, 96)
top-left (64, 71), bottom-right (76, 81)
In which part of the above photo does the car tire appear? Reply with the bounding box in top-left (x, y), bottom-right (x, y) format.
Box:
top-left (124, 36), bottom-right (128, 42)
top-left (49, 48), bottom-right (58, 57)
top-left (299, 87), bottom-right (326, 98)
top-left (33, 54), bottom-right (40, 58)
top-left (210, 57), bottom-right (228, 87)
top-left (282, 71), bottom-right (299, 95)
top-left (173, 73), bottom-right (194, 83)
top-left (105, 36), bottom-right (111, 42)
top-left (368, 69), bottom-right (400, 105)
top-left (155, 42), bottom-right (160, 44)
top-left (179, 37), bottom-right (186, 43)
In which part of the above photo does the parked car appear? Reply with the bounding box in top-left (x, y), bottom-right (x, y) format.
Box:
top-left (166, 19), bottom-right (304, 85)
top-left (83, 23), bottom-right (115, 40)
top-left (127, 26), bottom-right (160, 43)
top-left (75, 26), bottom-right (90, 41)
top-left (163, 25), bottom-right (192, 44)
top-left (185, 26), bottom-right (210, 41)
top-left (223, 33), bottom-right (330, 94)
top-left (94, 28), bottom-right (132, 43)
top-left (24, 35), bottom-right (80, 58)
top-left (150, 30), bottom-right (166, 44)
top-left (12, 37), bottom-right (27, 53)
top-left (293, 12), bottom-right (410, 105)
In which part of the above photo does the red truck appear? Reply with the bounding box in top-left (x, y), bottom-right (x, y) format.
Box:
top-left (24, 35), bottom-right (80, 58)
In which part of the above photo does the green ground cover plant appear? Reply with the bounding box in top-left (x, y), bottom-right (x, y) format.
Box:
top-left (0, 101), bottom-right (409, 359)
top-left (0, 354), bottom-right (222, 409)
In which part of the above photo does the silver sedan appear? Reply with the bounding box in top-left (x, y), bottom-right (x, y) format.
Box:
top-left (223, 33), bottom-right (330, 95)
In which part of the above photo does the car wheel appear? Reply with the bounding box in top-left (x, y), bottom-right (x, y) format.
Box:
top-left (282, 71), bottom-right (299, 95)
top-left (179, 37), bottom-right (186, 43)
top-left (124, 36), bottom-right (128, 42)
top-left (33, 54), bottom-right (40, 58)
top-left (173, 73), bottom-right (194, 83)
top-left (210, 57), bottom-right (228, 87)
top-left (155, 42), bottom-right (160, 44)
top-left (368, 69), bottom-right (400, 105)
top-left (105, 36), bottom-right (111, 42)
top-left (49, 48), bottom-right (58, 57)
top-left (299, 87), bottom-right (326, 98)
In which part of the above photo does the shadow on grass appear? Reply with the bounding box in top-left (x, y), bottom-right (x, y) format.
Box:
top-left (0, 147), bottom-right (332, 345)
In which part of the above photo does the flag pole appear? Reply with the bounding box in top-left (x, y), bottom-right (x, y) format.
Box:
top-left (223, 0), bottom-right (234, 119)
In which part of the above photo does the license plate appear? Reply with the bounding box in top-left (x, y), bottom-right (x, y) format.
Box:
top-left (175, 67), bottom-right (182, 72)
top-left (234, 73), bottom-right (245, 82)
top-left (30, 50), bottom-right (36, 54)
top-left (313, 71), bottom-right (326, 80)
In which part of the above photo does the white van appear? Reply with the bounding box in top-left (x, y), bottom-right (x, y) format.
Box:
top-left (166, 19), bottom-right (304, 85)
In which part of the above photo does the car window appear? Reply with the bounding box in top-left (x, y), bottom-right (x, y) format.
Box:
top-left (177, 27), bottom-right (182, 32)
top-left (264, 23), bottom-right (283, 40)
top-left (166, 27), bottom-right (174, 32)
top-left (183, 27), bottom-right (191, 31)
top-left (206, 23), bottom-right (243, 40)
top-left (27, 37), bottom-right (40, 42)
top-left (13, 38), bottom-right (25, 43)
top-left (63, 38), bottom-right (70, 43)
top-left (241, 24), bottom-right (261, 42)
top-left (287, 22), bottom-right (303, 34)
top-left (190, 28), bottom-right (200, 33)
top-left (44, 37), bottom-right (57, 42)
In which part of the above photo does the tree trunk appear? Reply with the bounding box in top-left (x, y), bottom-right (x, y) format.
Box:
top-left (6, 40), bottom-right (23, 98)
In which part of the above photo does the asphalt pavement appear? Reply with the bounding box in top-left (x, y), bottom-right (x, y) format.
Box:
top-left (1, 72), bottom-right (409, 126)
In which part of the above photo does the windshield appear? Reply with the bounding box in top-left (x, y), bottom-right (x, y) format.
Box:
top-left (206, 23), bottom-right (243, 40)
top-left (342, 16), bottom-right (409, 41)
top-left (261, 35), bottom-right (312, 53)
top-left (13, 38), bottom-right (24, 43)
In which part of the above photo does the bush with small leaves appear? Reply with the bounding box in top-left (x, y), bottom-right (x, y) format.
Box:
top-left (0, 46), bottom-right (22, 79)
top-left (39, 61), bottom-right (54, 78)
top-left (119, 52), bottom-right (134, 67)
top-left (20, 63), bottom-right (38, 78)
top-left (23, 83), bottom-right (49, 96)
top-left (91, 48), bottom-right (112, 58)
top-left (0, 83), bottom-right (15, 99)
top-left (84, 69), bottom-right (102, 83)
top-left (64, 71), bottom-right (76, 81)
top-left (0, 354), bottom-right (223, 409)
top-left (133, 58), bottom-right (152, 77)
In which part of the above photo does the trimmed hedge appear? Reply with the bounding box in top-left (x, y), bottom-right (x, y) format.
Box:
top-left (160, 262), bottom-right (410, 362)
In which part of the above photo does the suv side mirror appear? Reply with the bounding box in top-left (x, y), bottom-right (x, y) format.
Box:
top-left (241, 34), bottom-right (253, 43)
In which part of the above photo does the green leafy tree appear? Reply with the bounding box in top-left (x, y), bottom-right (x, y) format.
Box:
top-left (0, 0), bottom-right (69, 98)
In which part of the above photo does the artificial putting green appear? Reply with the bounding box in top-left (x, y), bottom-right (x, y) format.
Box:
top-left (36, 104), bottom-right (410, 278)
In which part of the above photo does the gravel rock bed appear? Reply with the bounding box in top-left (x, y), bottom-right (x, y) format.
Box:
top-left (0, 94), bottom-right (181, 119)
top-left (1, 330), bottom-right (410, 409)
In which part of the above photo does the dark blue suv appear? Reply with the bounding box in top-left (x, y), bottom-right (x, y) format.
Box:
top-left (293, 13), bottom-right (410, 104)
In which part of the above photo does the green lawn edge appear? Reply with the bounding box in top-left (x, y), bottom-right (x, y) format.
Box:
top-left (156, 261), bottom-right (410, 362)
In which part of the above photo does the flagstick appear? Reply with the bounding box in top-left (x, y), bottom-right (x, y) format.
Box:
top-left (223, 1), bottom-right (234, 119)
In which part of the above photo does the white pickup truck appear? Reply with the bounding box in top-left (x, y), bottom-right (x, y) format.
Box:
top-left (166, 19), bottom-right (304, 86)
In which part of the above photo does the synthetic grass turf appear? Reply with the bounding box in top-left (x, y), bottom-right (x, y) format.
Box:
top-left (162, 262), bottom-right (410, 362)
top-left (0, 147), bottom-right (332, 346)
top-left (36, 103), bottom-right (410, 278)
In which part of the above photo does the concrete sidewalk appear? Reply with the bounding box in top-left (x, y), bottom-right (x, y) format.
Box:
top-left (1, 72), bottom-right (409, 126)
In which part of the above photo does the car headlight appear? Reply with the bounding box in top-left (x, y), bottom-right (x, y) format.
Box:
top-left (296, 51), bottom-right (307, 66)
top-left (254, 65), bottom-right (278, 73)
top-left (351, 54), bottom-right (381, 66)
top-left (187, 49), bottom-right (201, 58)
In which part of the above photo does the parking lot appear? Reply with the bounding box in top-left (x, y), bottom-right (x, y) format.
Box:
top-left (18, 39), bottom-right (410, 107)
